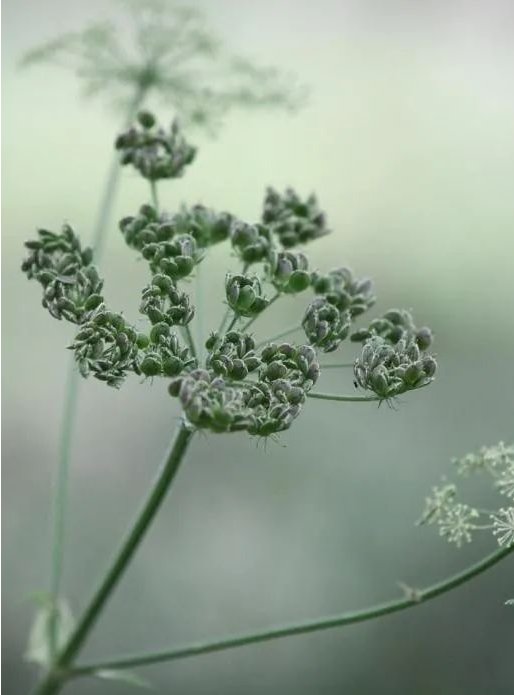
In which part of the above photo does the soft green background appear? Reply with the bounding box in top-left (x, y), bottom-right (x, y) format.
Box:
top-left (3, 1), bottom-right (514, 694)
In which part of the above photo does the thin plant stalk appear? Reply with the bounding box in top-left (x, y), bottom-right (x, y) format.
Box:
top-left (242, 292), bottom-right (280, 333)
top-left (70, 544), bottom-right (513, 675)
top-left (255, 323), bottom-right (301, 349)
top-left (33, 422), bottom-right (195, 695)
top-left (47, 85), bottom-right (148, 660)
top-left (150, 180), bottom-right (159, 211)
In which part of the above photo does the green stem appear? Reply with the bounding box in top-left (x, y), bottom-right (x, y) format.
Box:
top-left (48, 364), bottom-right (80, 660)
top-left (242, 292), bottom-right (280, 333)
top-left (183, 324), bottom-right (198, 362)
top-left (33, 423), bottom-right (195, 695)
top-left (47, 86), bottom-right (148, 661)
top-left (72, 544), bottom-right (513, 675)
top-left (255, 323), bottom-right (301, 349)
top-left (150, 180), bottom-right (159, 211)
top-left (225, 313), bottom-right (240, 334)
top-left (307, 391), bottom-right (380, 403)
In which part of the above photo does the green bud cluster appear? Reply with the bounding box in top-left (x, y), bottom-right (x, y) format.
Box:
top-left (311, 267), bottom-right (375, 317)
top-left (354, 335), bottom-right (437, 400)
top-left (262, 187), bottom-right (329, 248)
top-left (268, 250), bottom-right (311, 294)
top-left (172, 205), bottom-right (234, 248)
top-left (168, 340), bottom-right (320, 436)
top-left (119, 204), bottom-right (174, 253)
top-left (230, 222), bottom-right (273, 264)
top-left (140, 330), bottom-right (196, 378)
top-left (351, 308), bottom-right (433, 350)
top-left (225, 274), bottom-right (269, 317)
top-left (206, 331), bottom-right (260, 380)
top-left (24, 112), bottom-right (438, 438)
top-left (140, 275), bottom-right (194, 326)
top-left (21, 226), bottom-right (102, 323)
top-left (70, 307), bottom-right (141, 387)
top-left (169, 370), bottom-right (252, 433)
top-left (115, 111), bottom-right (196, 181)
top-left (120, 206), bottom-right (203, 279)
top-left (302, 297), bottom-right (351, 352)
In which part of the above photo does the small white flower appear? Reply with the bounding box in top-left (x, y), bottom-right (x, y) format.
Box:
top-left (490, 508), bottom-right (514, 548)
top-left (438, 504), bottom-right (479, 547)
top-left (418, 484), bottom-right (457, 525)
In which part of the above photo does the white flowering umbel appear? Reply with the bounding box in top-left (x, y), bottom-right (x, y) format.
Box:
top-left (419, 442), bottom-right (514, 548)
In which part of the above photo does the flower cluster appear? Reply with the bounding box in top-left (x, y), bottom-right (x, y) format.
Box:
top-left (23, 110), bottom-right (438, 437)
top-left (353, 335), bottom-right (437, 400)
top-left (419, 442), bottom-right (514, 548)
top-left (116, 112), bottom-right (196, 180)
top-left (262, 187), bottom-right (329, 247)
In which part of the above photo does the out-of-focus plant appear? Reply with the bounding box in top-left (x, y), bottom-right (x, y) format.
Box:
top-left (21, 108), bottom-right (513, 695)
top-left (419, 442), bottom-right (514, 548)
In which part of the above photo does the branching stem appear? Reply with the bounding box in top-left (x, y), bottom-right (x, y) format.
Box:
top-left (33, 423), bottom-right (195, 695)
top-left (71, 544), bottom-right (513, 676)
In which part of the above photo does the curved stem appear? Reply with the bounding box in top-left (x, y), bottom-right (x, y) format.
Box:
top-left (72, 544), bottom-right (513, 675)
top-left (33, 423), bottom-right (195, 695)
top-left (307, 391), bottom-right (380, 403)
top-left (46, 86), bottom-right (148, 663)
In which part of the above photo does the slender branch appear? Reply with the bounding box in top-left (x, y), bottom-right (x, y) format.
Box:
top-left (225, 313), bottom-right (240, 334)
top-left (33, 423), bottom-right (195, 695)
top-left (150, 180), bottom-right (159, 211)
top-left (307, 392), bottom-right (380, 403)
top-left (183, 324), bottom-right (198, 362)
top-left (72, 544), bottom-right (514, 675)
top-left (47, 85), bottom-right (148, 663)
top-left (48, 364), bottom-right (80, 660)
top-left (242, 292), bottom-right (280, 333)
top-left (255, 323), bottom-right (301, 349)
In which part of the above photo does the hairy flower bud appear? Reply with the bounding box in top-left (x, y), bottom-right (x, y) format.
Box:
top-left (225, 274), bottom-right (269, 317)
top-left (354, 335), bottom-right (437, 400)
top-left (268, 250), bottom-right (311, 294)
top-left (70, 307), bottom-right (141, 387)
top-left (311, 267), bottom-right (375, 317)
top-left (302, 297), bottom-right (351, 352)
top-left (140, 275), bottom-right (195, 326)
top-left (262, 187), bottom-right (330, 248)
top-left (230, 222), bottom-right (272, 264)
top-left (206, 331), bottom-right (261, 380)
top-left (351, 308), bottom-right (433, 351)
top-left (22, 226), bottom-right (103, 324)
top-left (171, 205), bottom-right (234, 248)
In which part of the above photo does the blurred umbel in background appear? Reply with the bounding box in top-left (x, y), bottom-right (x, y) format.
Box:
top-left (3, 1), bottom-right (514, 693)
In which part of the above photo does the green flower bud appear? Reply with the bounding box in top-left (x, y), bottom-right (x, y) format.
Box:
top-left (225, 274), bottom-right (269, 317)
top-left (302, 297), bottom-right (351, 352)
top-left (268, 251), bottom-right (311, 294)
